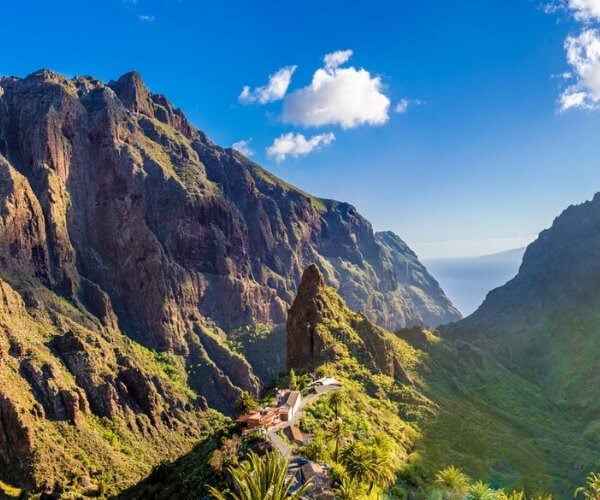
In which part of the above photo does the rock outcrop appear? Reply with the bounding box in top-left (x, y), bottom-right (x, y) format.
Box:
top-left (0, 275), bottom-right (209, 493)
top-left (287, 265), bottom-right (412, 384)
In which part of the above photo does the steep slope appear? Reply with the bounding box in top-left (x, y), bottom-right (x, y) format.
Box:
top-left (123, 222), bottom-right (600, 498)
top-left (286, 261), bottom-right (599, 496)
top-left (0, 272), bottom-right (221, 496)
top-left (430, 193), bottom-right (600, 493)
top-left (0, 68), bottom-right (458, 494)
top-left (445, 193), bottom-right (600, 423)
top-left (0, 69), bottom-right (458, 349)
top-left (287, 264), bottom-right (413, 384)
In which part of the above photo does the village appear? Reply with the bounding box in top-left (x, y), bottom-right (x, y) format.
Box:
top-left (235, 377), bottom-right (341, 498)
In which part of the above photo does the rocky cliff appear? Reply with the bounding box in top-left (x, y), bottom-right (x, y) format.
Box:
top-left (0, 68), bottom-right (458, 493)
top-left (0, 69), bottom-right (458, 347)
top-left (0, 272), bottom-right (217, 494)
top-left (287, 264), bottom-right (413, 384)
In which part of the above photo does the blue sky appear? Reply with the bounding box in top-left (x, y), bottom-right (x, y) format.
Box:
top-left (1, 0), bottom-right (600, 258)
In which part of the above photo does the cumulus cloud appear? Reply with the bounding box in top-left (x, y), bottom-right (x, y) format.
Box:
top-left (232, 139), bottom-right (255, 157)
top-left (568, 0), bottom-right (600, 21)
top-left (138, 14), bottom-right (155, 22)
top-left (239, 66), bottom-right (297, 104)
top-left (282, 50), bottom-right (390, 129)
top-left (266, 132), bottom-right (335, 162)
top-left (560, 29), bottom-right (600, 110)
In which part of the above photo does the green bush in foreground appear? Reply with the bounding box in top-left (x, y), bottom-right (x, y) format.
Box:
top-left (208, 451), bottom-right (312, 500)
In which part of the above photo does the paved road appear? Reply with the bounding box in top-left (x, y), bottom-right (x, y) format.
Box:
top-left (266, 384), bottom-right (341, 458)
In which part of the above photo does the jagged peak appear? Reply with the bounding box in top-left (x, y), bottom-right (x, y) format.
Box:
top-left (108, 70), bottom-right (154, 116)
top-left (296, 264), bottom-right (325, 297)
top-left (26, 68), bottom-right (66, 83)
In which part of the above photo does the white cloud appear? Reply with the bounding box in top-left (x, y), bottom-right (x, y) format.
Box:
top-left (282, 51), bottom-right (390, 129)
top-left (568, 0), bottom-right (600, 21)
top-left (138, 14), bottom-right (155, 22)
top-left (324, 49), bottom-right (353, 71)
top-left (542, 1), bottom-right (563, 14)
top-left (560, 29), bottom-right (600, 110)
top-left (232, 139), bottom-right (255, 157)
top-left (395, 99), bottom-right (410, 113)
top-left (239, 66), bottom-right (297, 104)
top-left (266, 132), bottom-right (335, 162)
top-left (551, 71), bottom-right (573, 79)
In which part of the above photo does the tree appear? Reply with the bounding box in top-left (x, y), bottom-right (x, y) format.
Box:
top-left (328, 390), bottom-right (346, 419)
top-left (302, 436), bottom-right (329, 462)
top-left (433, 466), bottom-right (471, 500)
top-left (468, 481), bottom-right (497, 500)
top-left (325, 418), bottom-right (350, 462)
top-left (208, 451), bottom-right (312, 500)
top-left (340, 441), bottom-right (396, 494)
top-left (334, 475), bottom-right (365, 500)
top-left (289, 369), bottom-right (298, 390)
top-left (574, 472), bottom-right (600, 499)
top-left (236, 391), bottom-right (258, 416)
top-left (209, 436), bottom-right (242, 472)
top-left (498, 491), bottom-right (525, 500)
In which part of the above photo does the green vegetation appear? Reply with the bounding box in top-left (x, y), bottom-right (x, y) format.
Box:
top-left (0, 480), bottom-right (21, 498)
top-left (236, 391), bottom-right (259, 416)
top-left (208, 451), bottom-right (312, 500)
top-left (574, 472), bottom-right (600, 499)
top-left (226, 324), bottom-right (286, 384)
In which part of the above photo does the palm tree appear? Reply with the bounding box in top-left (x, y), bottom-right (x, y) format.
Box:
top-left (324, 418), bottom-right (350, 462)
top-left (289, 369), bottom-right (298, 390)
top-left (328, 390), bottom-right (346, 419)
top-left (498, 491), bottom-right (525, 500)
top-left (574, 472), bottom-right (600, 499)
top-left (208, 451), bottom-right (312, 500)
top-left (302, 436), bottom-right (329, 462)
top-left (340, 441), bottom-right (396, 494)
top-left (334, 475), bottom-right (365, 500)
top-left (236, 391), bottom-right (258, 416)
top-left (469, 480), bottom-right (498, 500)
top-left (433, 466), bottom-right (471, 500)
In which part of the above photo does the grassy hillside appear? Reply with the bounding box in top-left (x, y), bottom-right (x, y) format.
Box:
top-left (120, 266), bottom-right (599, 498)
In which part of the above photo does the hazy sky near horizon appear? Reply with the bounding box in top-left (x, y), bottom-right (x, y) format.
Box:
top-left (1, 0), bottom-right (599, 258)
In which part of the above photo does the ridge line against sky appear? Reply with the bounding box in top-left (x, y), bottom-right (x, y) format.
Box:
top-left (0, 0), bottom-right (599, 258)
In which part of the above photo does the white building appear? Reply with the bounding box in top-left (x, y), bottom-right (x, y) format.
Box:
top-left (276, 389), bottom-right (302, 421)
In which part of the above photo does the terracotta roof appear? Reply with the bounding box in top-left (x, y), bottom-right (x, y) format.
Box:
top-left (235, 411), bottom-right (259, 423)
top-left (284, 390), bottom-right (300, 408)
top-left (285, 425), bottom-right (304, 443)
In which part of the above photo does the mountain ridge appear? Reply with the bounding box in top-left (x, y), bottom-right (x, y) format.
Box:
top-left (0, 68), bottom-right (459, 494)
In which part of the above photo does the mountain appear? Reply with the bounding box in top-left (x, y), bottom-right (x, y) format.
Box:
top-left (446, 195), bottom-right (600, 419)
top-left (431, 196), bottom-right (600, 493)
top-left (424, 247), bottom-right (526, 316)
top-left (286, 264), bottom-right (412, 384)
top-left (120, 192), bottom-right (600, 498)
top-left (288, 196), bottom-right (600, 495)
top-left (121, 265), bottom-right (432, 499)
top-left (0, 69), bottom-right (458, 494)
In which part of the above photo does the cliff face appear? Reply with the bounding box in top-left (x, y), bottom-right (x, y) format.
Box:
top-left (437, 193), bottom-right (600, 486)
top-left (0, 273), bottom-right (214, 494)
top-left (0, 69), bottom-right (458, 492)
top-left (287, 264), bottom-right (413, 384)
top-left (0, 70), bottom-right (458, 351)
